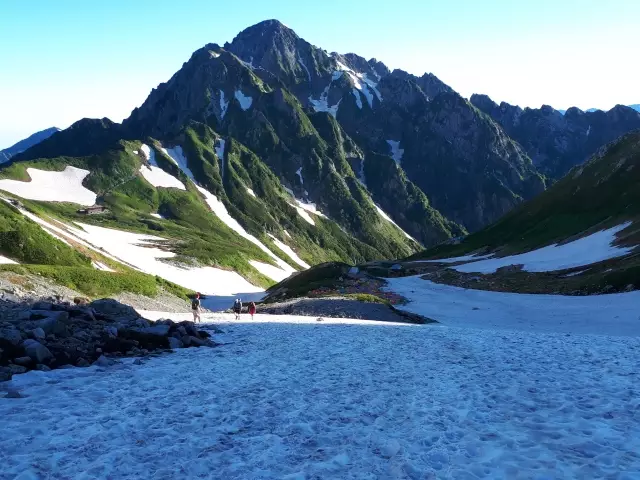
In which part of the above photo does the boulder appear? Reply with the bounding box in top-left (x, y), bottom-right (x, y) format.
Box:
top-left (7, 364), bottom-right (27, 375)
top-left (4, 389), bottom-right (24, 398)
top-left (32, 301), bottom-right (55, 311)
top-left (0, 326), bottom-right (23, 347)
top-left (177, 326), bottom-right (187, 336)
top-left (104, 326), bottom-right (118, 338)
top-left (138, 325), bottom-right (170, 337)
top-left (76, 358), bottom-right (90, 367)
top-left (93, 355), bottom-right (115, 367)
top-left (68, 306), bottom-right (96, 321)
top-left (134, 318), bottom-right (150, 328)
top-left (187, 336), bottom-right (207, 347)
top-left (168, 337), bottom-right (183, 349)
top-left (23, 339), bottom-right (54, 364)
top-left (36, 364), bottom-right (51, 372)
top-left (13, 356), bottom-right (32, 366)
top-left (90, 299), bottom-right (140, 322)
top-left (32, 327), bottom-right (46, 341)
top-left (36, 311), bottom-right (71, 337)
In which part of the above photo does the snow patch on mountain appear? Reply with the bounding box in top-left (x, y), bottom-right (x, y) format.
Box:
top-left (335, 60), bottom-right (382, 107)
top-left (386, 140), bottom-right (404, 164)
top-left (374, 205), bottom-right (415, 241)
top-left (249, 260), bottom-right (292, 282)
top-left (0, 254), bottom-right (17, 265)
top-left (163, 145), bottom-right (296, 281)
top-left (352, 88), bottom-right (363, 109)
top-left (150, 213), bottom-right (164, 219)
top-left (388, 276), bottom-right (640, 336)
top-left (246, 188), bottom-right (256, 198)
top-left (298, 55), bottom-right (311, 82)
top-left (0, 166), bottom-right (96, 206)
top-left (219, 90), bottom-right (229, 119)
top-left (92, 261), bottom-right (115, 272)
top-left (453, 222), bottom-right (634, 274)
top-left (308, 71), bottom-right (343, 118)
top-left (69, 222), bottom-right (263, 296)
top-left (268, 233), bottom-right (310, 269)
top-left (139, 144), bottom-right (186, 190)
top-left (296, 167), bottom-right (304, 185)
top-left (234, 90), bottom-right (253, 110)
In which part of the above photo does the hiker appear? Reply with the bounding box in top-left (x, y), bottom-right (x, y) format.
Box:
top-left (248, 301), bottom-right (256, 320)
top-left (192, 293), bottom-right (202, 323)
top-left (233, 298), bottom-right (242, 320)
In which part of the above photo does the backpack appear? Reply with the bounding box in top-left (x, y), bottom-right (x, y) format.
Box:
top-left (192, 298), bottom-right (200, 309)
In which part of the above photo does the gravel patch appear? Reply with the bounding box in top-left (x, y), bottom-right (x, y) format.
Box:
top-left (259, 297), bottom-right (434, 324)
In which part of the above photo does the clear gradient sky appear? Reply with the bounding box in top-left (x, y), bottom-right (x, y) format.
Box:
top-left (1, 0), bottom-right (638, 147)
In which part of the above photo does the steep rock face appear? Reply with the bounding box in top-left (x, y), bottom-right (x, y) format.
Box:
top-left (391, 69), bottom-right (454, 100)
top-left (400, 93), bottom-right (545, 231)
top-left (124, 47), bottom-right (267, 139)
top-left (470, 94), bottom-right (640, 178)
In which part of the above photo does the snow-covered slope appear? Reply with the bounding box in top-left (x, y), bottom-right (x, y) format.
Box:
top-left (0, 166), bottom-right (96, 206)
top-left (452, 223), bottom-right (633, 273)
top-left (386, 275), bottom-right (640, 335)
top-left (3, 312), bottom-right (639, 478)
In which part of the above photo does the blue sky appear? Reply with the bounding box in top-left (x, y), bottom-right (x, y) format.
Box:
top-left (1, 0), bottom-right (638, 147)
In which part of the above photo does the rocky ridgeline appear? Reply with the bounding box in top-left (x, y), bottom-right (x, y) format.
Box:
top-left (0, 298), bottom-right (216, 382)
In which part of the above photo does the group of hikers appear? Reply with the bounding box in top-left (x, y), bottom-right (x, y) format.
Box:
top-left (190, 293), bottom-right (256, 323)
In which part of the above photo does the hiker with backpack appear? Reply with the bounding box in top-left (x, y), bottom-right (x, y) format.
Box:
top-left (233, 298), bottom-right (242, 320)
top-left (192, 293), bottom-right (202, 323)
top-left (248, 301), bottom-right (256, 320)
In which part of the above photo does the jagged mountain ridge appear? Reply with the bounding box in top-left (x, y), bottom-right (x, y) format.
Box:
top-left (120, 19), bottom-right (546, 233)
top-left (6, 19), bottom-right (640, 296)
top-left (471, 94), bottom-right (640, 179)
top-left (0, 127), bottom-right (60, 164)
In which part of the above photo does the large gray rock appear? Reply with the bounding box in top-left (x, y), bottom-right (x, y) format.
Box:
top-left (138, 325), bottom-right (170, 336)
top-left (32, 327), bottom-right (46, 341)
top-left (8, 364), bottom-right (28, 375)
top-left (104, 326), bottom-right (118, 338)
top-left (168, 337), bottom-right (183, 349)
top-left (187, 336), bottom-right (207, 347)
top-left (13, 356), bottom-right (32, 366)
top-left (93, 355), bottom-right (115, 367)
top-left (32, 301), bottom-right (54, 311)
top-left (90, 299), bottom-right (140, 322)
top-left (36, 311), bottom-right (71, 337)
top-left (0, 326), bottom-right (23, 346)
top-left (23, 339), bottom-right (54, 364)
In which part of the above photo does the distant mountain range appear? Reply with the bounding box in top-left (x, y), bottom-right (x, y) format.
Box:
top-left (1, 19), bottom-right (639, 297)
top-left (557, 104), bottom-right (640, 115)
top-left (0, 127), bottom-right (59, 163)
top-left (471, 95), bottom-right (640, 178)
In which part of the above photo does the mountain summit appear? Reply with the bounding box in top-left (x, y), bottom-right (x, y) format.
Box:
top-left (2, 20), bottom-right (639, 298)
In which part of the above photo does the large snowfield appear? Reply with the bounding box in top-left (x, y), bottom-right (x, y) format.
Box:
top-left (0, 166), bottom-right (96, 206)
top-left (2, 311), bottom-right (640, 479)
top-left (452, 223), bottom-right (634, 274)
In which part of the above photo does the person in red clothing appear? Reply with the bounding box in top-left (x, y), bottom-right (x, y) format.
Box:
top-left (248, 301), bottom-right (256, 320)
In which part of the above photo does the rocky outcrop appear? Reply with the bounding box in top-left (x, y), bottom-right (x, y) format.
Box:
top-left (0, 298), bottom-right (217, 382)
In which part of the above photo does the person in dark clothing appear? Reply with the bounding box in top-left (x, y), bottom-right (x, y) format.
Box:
top-left (191, 293), bottom-right (202, 323)
top-left (233, 298), bottom-right (242, 320)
